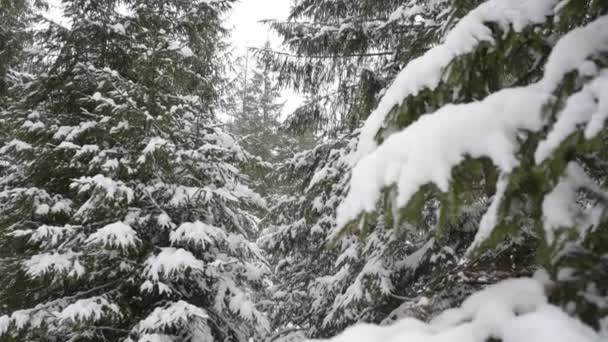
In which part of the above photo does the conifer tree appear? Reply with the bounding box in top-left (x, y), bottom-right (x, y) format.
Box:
top-left (0, 0), bottom-right (29, 99)
top-left (260, 1), bottom-right (509, 339)
top-left (264, 0), bottom-right (608, 340)
top-left (336, 0), bottom-right (608, 337)
top-left (260, 130), bottom-right (514, 339)
top-left (229, 41), bottom-right (286, 161)
top-left (266, 0), bottom-right (481, 132)
top-left (0, 0), bottom-right (270, 340)
top-left (0, 0), bottom-right (38, 188)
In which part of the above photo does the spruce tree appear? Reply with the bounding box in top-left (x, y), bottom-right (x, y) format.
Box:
top-left (0, 0), bottom-right (29, 99)
top-left (264, 0), bottom-right (608, 340)
top-left (0, 0), bottom-right (269, 340)
top-left (260, 1), bottom-right (519, 338)
top-left (265, 0), bottom-right (481, 132)
top-left (0, 0), bottom-right (38, 199)
top-left (228, 41), bottom-right (285, 161)
top-left (260, 129), bottom-right (509, 339)
top-left (336, 0), bottom-right (608, 336)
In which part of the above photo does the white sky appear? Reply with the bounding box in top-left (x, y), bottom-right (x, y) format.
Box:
top-left (227, 0), bottom-right (291, 52)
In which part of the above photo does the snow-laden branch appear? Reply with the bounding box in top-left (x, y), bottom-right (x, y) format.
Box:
top-left (355, 0), bottom-right (559, 158)
top-left (312, 277), bottom-right (600, 342)
top-left (338, 12), bottom-right (608, 241)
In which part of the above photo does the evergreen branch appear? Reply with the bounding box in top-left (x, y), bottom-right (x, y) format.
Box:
top-left (265, 327), bottom-right (305, 342)
top-left (91, 326), bottom-right (131, 333)
top-left (248, 47), bottom-right (394, 60)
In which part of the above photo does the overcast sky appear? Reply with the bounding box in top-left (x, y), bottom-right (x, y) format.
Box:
top-left (228, 0), bottom-right (291, 52)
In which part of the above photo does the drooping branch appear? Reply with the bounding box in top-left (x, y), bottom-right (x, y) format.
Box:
top-left (248, 47), bottom-right (394, 60)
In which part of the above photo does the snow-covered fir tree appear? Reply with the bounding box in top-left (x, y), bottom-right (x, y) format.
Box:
top-left (260, 133), bottom-right (354, 338)
top-left (0, 0), bottom-right (39, 194)
top-left (266, 0), bottom-right (481, 132)
top-left (260, 133), bottom-right (533, 339)
top-left (227, 41), bottom-right (288, 162)
top-left (0, 0), bottom-right (270, 340)
top-left (331, 0), bottom-right (608, 340)
top-left (0, 0), bottom-right (30, 99)
top-left (262, 0), bottom-right (608, 341)
top-left (260, 0), bottom-right (522, 339)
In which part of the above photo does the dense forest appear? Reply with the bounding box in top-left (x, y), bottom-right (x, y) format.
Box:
top-left (0, 0), bottom-right (607, 341)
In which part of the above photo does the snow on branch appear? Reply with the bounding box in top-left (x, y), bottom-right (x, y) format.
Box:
top-left (137, 334), bottom-right (175, 342)
top-left (137, 137), bottom-right (173, 164)
top-left (136, 301), bottom-right (208, 333)
top-left (23, 251), bottom-right (85, 278)
top-left (0, 316), bottom-right (8, 336)
top-left (0, 139), bottom-right (33, 153)
top-left (535, 70), bottom-right (608, 163)
top-left (542, 162), bottom-right (606, 244)
top-left (313, 277), bottom-right (600, 342)
top-left (144, 248), bottom-right (204, 281)
top-left (338, 14), bottom-right (608, 239)
top-left (356, 0), bottom-right (558, 158)
top-left (215, 279), bottom-right (271, 332)
top-left (170, 221), bottom-right (227, 248)
top-left (338, 85), bottom-right (546, 227)
top-left (53, 121), bottom-right (98, 142)
top-left (86, 221), bottom-right (140, 250)
top-left (56, 297), bottom-right (121, 324)
top-left (9, 224), bottom-right (79, 248)
top-left (70, 174), bottom-right (135, 203)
